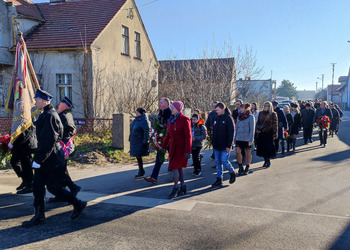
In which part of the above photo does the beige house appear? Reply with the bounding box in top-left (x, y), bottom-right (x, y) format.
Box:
top-left (0, 0), bottom-right (158, 118)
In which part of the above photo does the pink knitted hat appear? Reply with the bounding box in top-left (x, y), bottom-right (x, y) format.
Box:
top-left (172, 101), bottom-right (184, 112)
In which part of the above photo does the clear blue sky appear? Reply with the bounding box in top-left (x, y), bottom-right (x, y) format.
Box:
top-left (32, 0), bottom-right (350, 91)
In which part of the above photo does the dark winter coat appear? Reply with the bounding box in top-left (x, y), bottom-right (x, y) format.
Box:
top-left (212, 112), bottom-right (235, 151)
top-left (314, 107), bottom-right (333, 123)
top-left (255, 111), bottom-right (278, 158)
top-left (205, 110), bottom-right (218, 134)
top-left (158, 108), bottom-right (172, 126)
top-left (191, 123), bottom-right (207, 149)
top-left (274, 107), bottom-right (288, 140)
top-left (336, 107), bottom-right (343, 118)
top-left (59, 109), bottom-right (76, 155)
top-left (285, 113), bottom-right (293, 132)
top-left (289, 111), bottom-right (301, 135)
top-left (231, 109), bottom-right (239, 123)
top-left (330, 108), bottom-right (340, 131)
top-left (256, 111), bottom-right (278, 138)
top-left (33, 104), bottom-right (65, 170)
top-left (129, 113), bottom-right (150, 157)
top-left (162, 113), bottom-right (192, 169)
top-left (301, 108), bottom-right (315, 129)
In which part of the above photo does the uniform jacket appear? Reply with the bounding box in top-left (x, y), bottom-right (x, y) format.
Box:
top-left (301, 108), bottom-right (315, 129)
top-left (256, 111), bottom-right (278, 138)
top-left (162, 113), bottom-right (192, 169)
top-left (33, 104), bottom-right (65, 170)
top-left (129, 113), bottom-right (150, 157)
top-left (191, 123), bottom-right (207, 149)
top-left (12, 123), bottom-right (37, 153)
top-left (212, 113), bottom-right (235, 151)
top-left (59, 109), bottom-right (76, 155)
top-left (235, 114), bottom-right (255, 143)
top-left (275, 107), bottom-right (288, 139)
top-left (205, 110), bottom-right (218, 133)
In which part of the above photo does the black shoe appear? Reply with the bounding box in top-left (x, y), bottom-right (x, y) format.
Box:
top-left (16, 186), bottom-right (33, 194)
top-left (22, 206), bottom-right (46, 227)
top-left (135, 171), bottom-right (145, 179)
top-left (238, 164), bottom-right (244, 176)
top-left (192, 170), bottom-right (198, 176)
top-left (229, 172), bottom-right (236, 184)
top-left (310, 139), bottom-right (313, 143)
top-left (212, 165), bottom-right (217, 169)
top-left (16, 181), bottom-right (27, 191)
top-left (48, 197), bottom-right (64, 203)
top-left (70, 185), bottom-right (81, 196)
top-left (194, 170), bottom-right (202, 177)
top-left (71, 201), bottom-right (87, 219)
top-left (178, 185), bottom-right (187, 196)
top-left (168, 187), bottom-right (179, 199)
top-left (212, 177), bottom-right (223, 188)
top-left (266, 160), bottom-right (271, 168)
top-left (243, 165), bottom-right (250, 175)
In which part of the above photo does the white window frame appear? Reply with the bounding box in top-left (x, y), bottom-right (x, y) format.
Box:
top-left (56, 74), bottom-right (72, 101)
top-left (122, 26), bottom-right (129, 55)
top-left (134, 32), bottom-right (141, 59)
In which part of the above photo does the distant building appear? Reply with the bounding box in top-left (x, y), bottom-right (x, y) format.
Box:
top-left (0, 0), bottom-right (158, 118)
top-left (296, 90), bottom-right (315, 101)
top-left (236, 78), bottom-right (275, 103)
top-left (327, 84), bottom-right (341, 104)
top-left (337, 74), bottom-right (349, 109)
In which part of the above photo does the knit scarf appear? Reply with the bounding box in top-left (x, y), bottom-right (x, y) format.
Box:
top-left (169, 113), bottom-right (180, 124)
top-left (238, 110), bottom-right (251, 121)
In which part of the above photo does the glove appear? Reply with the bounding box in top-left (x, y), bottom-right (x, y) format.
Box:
top-left (8, 142), bottom-right (13, 149)
top-left (184, 153), bottom-right (191, 159)
top-left (32, 161), bottom-right (40, 169)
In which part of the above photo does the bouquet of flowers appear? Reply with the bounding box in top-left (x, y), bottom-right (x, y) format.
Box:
top-left (283, 130), bottom-right (290, 140)
top-left (315, 115), bottom-right (331, 131)
top-left (149, 118), bottom-right (167, 164)
top-left (204, 128), bottom-right (212, 149)
top-left (0, 134), bottom-right (11, 167)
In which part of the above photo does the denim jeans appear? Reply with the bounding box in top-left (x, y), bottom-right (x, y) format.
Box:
top-left (214, 150), bottom-right (234, 179)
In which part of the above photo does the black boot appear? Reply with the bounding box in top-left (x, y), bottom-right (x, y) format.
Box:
top-left (178, 185), bottom-right (187, 196)
top-left (135, 170), bottom-right (145, 179)
top-left (243, 165), bottom-right (250, 175)
top-left (22, 206), bottom-right (46, 227)
top-left (168, 187), bottom-right (179, 199)
top-left (212, 177), bottom-right (223, 188)
top-left (238, 164), bottom-right (244, 176)
top-left (71, 200), bottom-right (87, 219)
top-left (266, 159), bottom-right (271, 168)
top-left (229, 172), bottom-right (236, 184)
top-left (17, 186), bottom-right (33, 194)
top-left (16, 180), bottom-right (27, 191)
top-left (292, 138), bottom-right (296, 151)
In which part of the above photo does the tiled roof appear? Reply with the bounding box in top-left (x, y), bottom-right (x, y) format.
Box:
top-left (5, 0), bottom-right (43, 20)
top-left (23, 0), bottom-right (127, 49)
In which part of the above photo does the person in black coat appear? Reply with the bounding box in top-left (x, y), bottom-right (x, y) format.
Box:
top-left (130, 108), bottom-right (150, 178)
top-left (335, 104), bottom-right (343, 134)
top-left (205, 101), bottom-right (218, 159)
top-left (9, 124), bottom-right (37, 194)
top-left (272, 101), bottom-right (288, 155)
top-left (191, 114), bottom-right (207, 176)
top-left (144, 98), bottom-right (171, 184)
top-left (49, 97), bottom-right (81, 203)
top-left (329, 104), bottom-right (340, 137)
top-left (301, 103), bottom-right (315, 144)
top-left (211, 102), bottom-right (236, 188)
top-left (314, 101), bottom-right (333, 147)
top-left (289, 103), bottom-right (301, 151)
top-left (22, 90), bottom-right (86, 227)
top-left (283, 105), bottom-right (293, 152)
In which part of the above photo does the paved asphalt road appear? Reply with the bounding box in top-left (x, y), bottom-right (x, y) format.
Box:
top-left (1, 112), bottom-right (350, 249)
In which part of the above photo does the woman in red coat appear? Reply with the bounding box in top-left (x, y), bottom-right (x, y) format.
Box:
top-left (162, 101), bottom-right (192, 199)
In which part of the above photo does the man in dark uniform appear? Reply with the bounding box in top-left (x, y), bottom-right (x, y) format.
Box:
top-left (272, 101), bottom-right (288, 155)
top-left (8, 124), bottom-right (37, 194)
top-left (49, 96), bottom-right (80, 203)
top-left (22, 90), bottom-right (87, 227)
top-left (314, 101), bottom-right (333, 147)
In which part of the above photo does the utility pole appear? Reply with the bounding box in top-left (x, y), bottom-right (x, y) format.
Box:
top-left (331, 63), bottom-right (336, 102)
top-left (316, 82), bottom-right (318, 93)
top-left (321, 74), bottom-right (324, 90)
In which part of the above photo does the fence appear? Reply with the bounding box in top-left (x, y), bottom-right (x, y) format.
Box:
top-left (0, 118), bottom-right (113, 136)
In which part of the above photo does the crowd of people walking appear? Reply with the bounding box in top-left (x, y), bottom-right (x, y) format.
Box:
top-left (130, 98), bottom-right (344, 200)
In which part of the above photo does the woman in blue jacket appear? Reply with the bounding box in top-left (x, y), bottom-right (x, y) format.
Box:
top-left (129, 108), bottom-right (150, 178)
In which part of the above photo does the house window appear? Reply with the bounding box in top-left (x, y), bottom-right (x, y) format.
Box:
top-left (56, 74), bottom-right (72, 101)
top-left (122, 26), bottom-right (129, 55)
top-left (135, 32), bottom-right (141, 59)
top-left (0, 75), bottom-right (3, 107)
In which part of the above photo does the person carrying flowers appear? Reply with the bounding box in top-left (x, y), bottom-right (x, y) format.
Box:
top-left (314, 101), bottom-right (332, 147)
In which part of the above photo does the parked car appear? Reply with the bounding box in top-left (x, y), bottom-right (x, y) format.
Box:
top-left (278, 103), bottom-right (290, 109)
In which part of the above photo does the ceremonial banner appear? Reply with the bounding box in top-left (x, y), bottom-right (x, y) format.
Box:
top-left (5, 38), bottom-right (40, 143)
